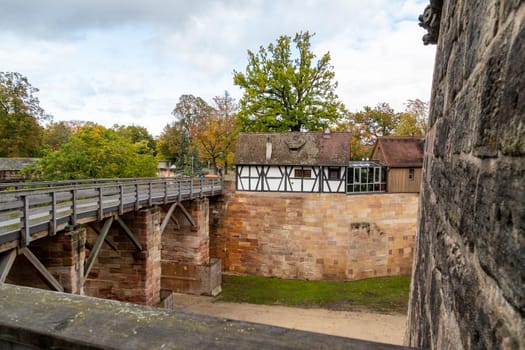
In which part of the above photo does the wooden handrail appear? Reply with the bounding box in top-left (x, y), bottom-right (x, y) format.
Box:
top-left (0, 177), bottom-right (223, 249)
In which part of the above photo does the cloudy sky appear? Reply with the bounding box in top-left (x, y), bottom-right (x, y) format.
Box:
top-left (1, 0), bottom-right (436, 136)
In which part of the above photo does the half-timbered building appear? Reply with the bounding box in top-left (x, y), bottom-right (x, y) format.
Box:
top-left (234, 132), bottom-right (351, 193)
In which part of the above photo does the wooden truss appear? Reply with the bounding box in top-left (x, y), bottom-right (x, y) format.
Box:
top-left (160, 201), bottom-right (196, 235)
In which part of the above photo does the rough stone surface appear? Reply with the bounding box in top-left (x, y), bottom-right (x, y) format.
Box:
top-left (84, 208), bottom-right (161, 306)
top-left (0, 284), bottom-right (416, 350)
top-left (405, 1), bottom-right (525, 349)
top-left (6, 228), bottom-right (86, 294)
top-left (211, 190), bottom-right (418, 281)
top-left (161, 198), bottom-right (222, 295)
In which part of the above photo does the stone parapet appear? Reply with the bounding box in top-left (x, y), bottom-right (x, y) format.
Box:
top-left (0, 283), bottom-right (414, 350)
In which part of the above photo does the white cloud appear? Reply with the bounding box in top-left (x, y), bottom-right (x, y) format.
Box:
top-left (0, 0), bottom-right (435, 136)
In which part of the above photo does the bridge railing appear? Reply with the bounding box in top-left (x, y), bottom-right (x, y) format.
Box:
top-left (0, 177), bottom-right (222, 248)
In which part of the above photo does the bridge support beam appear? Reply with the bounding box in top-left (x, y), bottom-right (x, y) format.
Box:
top-left (84, 209), bottom-right (161, 306)
top-left (3, 228), bottom-right (86, 294)
top-left (161, 198), bottom-right (221, 296)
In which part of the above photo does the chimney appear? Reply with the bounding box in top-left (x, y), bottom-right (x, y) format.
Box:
top-left (266, 136), bottom-right (272, 161)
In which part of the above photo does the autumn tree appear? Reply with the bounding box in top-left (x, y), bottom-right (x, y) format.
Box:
top-left (26, 124), bottom-right (157, 180)
top-left (164, 94), bottom-right (214, 173)
top-left (338, 100), bottom-right (428, 160)
top-left (0, 72), bottom-right (49, 157)
top-left (234, 31), bottom-right (346, 132)
top-left (191, 92), bottom-right (239, 173)
top-left (397, 99), bottom-right (428, 136)
top-left (160, 93), bottom-right (240, 175)
top-left (43, 120), bottom-right (87, 151)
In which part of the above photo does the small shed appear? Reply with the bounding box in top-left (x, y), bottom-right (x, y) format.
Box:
top-left (234, 132), bottom-right (351, 193)
top-left (370, 136), bottom-right (424, 193)
top-left (0, 158), bottom-right (37, 183)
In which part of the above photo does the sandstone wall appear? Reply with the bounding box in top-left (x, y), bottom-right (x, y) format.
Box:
top-left (6, 228), bottom-right (86, 294)
top-left (84, 209), bottom-right (161, 306)
top-left (211, 191), bottom-right (418, 281)
top-left (160, 198), bottom-right (222, 296)
top-left (406, 1), bottom-right (525, 349)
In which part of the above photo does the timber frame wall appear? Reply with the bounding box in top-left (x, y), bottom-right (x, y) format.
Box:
top-left (235, 164), bottom-right (347, 193)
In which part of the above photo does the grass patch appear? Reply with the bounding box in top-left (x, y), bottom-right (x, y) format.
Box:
top-left (217, 274), bottom-right (410, 314)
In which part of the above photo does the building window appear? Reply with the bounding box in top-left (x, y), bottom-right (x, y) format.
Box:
top-left (328, 167), bottom-right (340, 180)
top-left (347, 161), bottom-right (386, 194)
top-left (294, 168), bottom-right (311, 178)
top-left (408, 168), bottom-right (415, 182)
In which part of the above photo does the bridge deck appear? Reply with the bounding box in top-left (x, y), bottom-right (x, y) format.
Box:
top-left (0, 177), bottom-right (222, 252)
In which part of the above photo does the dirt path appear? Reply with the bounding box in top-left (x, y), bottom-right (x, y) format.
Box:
top-left (171, 293), bottom-right (407, 346)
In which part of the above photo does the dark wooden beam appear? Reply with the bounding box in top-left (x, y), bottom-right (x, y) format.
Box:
top-left (160, 202), bottom-right (178, 235)
top-left (20, 248), bottom-right (64, 292)
top-left (88, 223), bottom-right (117, 251)
top-left (176, 202), bottom-right (196, 227)
top-left (115, 216), bottom-right (143, 251)
top-left (169, 216), bottom-right (180, 230)
top-left (83, 216), bottom-right (113, 283)
top-left (0, 249), bottom-right (17, 283)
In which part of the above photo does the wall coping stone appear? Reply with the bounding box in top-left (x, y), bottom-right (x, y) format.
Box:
top-left (0, 284), bottom-right (415, 350)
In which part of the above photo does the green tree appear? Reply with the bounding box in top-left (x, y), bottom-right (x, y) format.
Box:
top-left (352, 103), bottom-right (399, 145)
top-left (26, 124), bottom-right (157, 180)
top-left (234, 31), bottom-right (346, 132)
top-left (337, 103), bottom-right (399, 160)
top-left (156, 122), bottom-right (184, 161)
top-left (113, 124), bottom-right (156, 155)
top-left (0, 72), bottom-right (48, 157)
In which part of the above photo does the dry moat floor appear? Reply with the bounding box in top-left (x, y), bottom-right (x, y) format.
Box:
top-left (172, 293), bottom-right (407, 346)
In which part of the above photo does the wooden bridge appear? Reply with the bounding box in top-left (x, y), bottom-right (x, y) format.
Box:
top-left (0, 177), bottom-right (222, 249)
top-left (0, 177), bottom-right (223, 299)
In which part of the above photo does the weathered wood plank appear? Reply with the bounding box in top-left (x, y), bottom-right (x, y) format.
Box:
top-left (0, 178), bottom-right (222, 248)
top-left (83, 216), bottom-right (114, 283)
top-left (115, 216), bottom-right (142, 251)
top-left (160, 202), bottom-right (178, 235)
top-left (20, 248), bottom-right (64, 292)
top-left (0, 248), bottom-right (16, 282)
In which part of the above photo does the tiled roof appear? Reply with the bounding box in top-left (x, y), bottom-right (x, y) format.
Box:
top-left (371, 136), bottom-right (424, 167)
top-left (0, 158), bottom-right (38, 171)
top-left (233, 132), bottom-right (351, 166)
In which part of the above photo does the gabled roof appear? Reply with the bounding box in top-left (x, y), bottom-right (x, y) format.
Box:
top-left (0, 158), bottom-right (38, 171)
top-left (234, 132), bottom-right (351, 166)
top-left (371, 136), bottom-right (424, 168)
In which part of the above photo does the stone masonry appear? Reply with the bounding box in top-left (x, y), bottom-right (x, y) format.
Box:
top-left (6, 228), bottom-right (86, 294)
top-left (161, 198), bottom-right (222, 295)
top-left (405, 1), bottom-right (525, 349)
top-left (212, 191), bottom-right (418, 281)
top-left (84, 209), bottom-right (161, 305)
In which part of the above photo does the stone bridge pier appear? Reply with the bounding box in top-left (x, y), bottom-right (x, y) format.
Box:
top-left (2, 197), bottom-right (221, 306)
